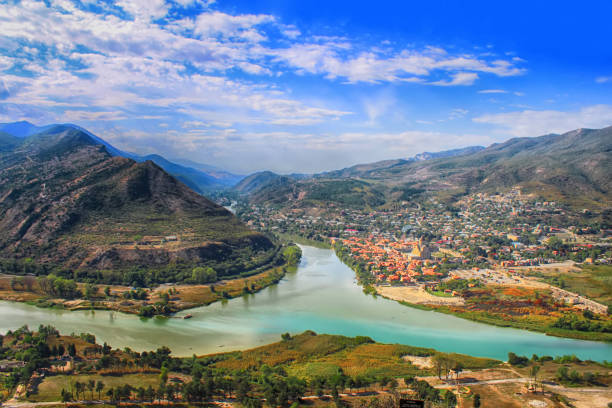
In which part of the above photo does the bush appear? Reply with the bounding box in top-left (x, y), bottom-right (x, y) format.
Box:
top-left (508, 352), bottom-right (529, 366)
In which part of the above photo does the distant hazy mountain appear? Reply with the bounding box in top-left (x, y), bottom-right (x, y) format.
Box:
top-left (240, 127), bottom-right (612, 209)
top-left (169, 157), bottom-right (244, 186)
top-left (413, 145), bottom-right (485, 161)
top-left (234, 171), bottom-right (290, 193)
top-left (0, 121), bottom-right (242, 192)
top-left (355, 127), bottom-right (612, 207)
top-left (0, 125), bottom-right (275, 274)
top-left (319, 146), bottom-right (484, 179)
top-left (0, 120), bottom-right (50, 137)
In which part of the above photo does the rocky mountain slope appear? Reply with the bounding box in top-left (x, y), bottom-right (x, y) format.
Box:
top-left (0, 121), bottom-right (243, 193)
top-left (237, 126), bottom-right (612, 209)
top-left (0, 125), bottom-right (276, 277)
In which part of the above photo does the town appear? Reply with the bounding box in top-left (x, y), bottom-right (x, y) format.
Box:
top-left (228, 190), bottom-right (612, 340)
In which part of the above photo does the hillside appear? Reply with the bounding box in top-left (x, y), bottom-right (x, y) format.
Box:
top-left (362, 127), bottom-right (612, 207)
top-left (0, 121), bottom-right (243, 193)
top-left (0, 126), bottom-right (277, 281)
top-left (241, 127), bottom-right (612, 209)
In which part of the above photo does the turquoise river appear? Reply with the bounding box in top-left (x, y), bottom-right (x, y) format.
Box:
top-left (1, 246), bottom-right (610, 360)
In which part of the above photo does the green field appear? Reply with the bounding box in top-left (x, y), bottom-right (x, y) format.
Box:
top-left (540, 264), bottom-right (612, 308)
top-left (30, 373), bottom-right (162, 402)
top-left (210, 331), bottom-right (499, 380)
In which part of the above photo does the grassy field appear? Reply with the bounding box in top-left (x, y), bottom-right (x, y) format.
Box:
top-left (426, 289), bottom-right (454, 298)
top-left (209, 331), bottom-right (499, 380)
top-left (538, 264), bottom-right (612, 308)
top-left (30, 373), bottom-right (161, 402)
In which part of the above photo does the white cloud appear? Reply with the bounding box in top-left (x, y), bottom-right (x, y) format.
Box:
top-left (449, 108), bottom-right (468, 120)
top-left (473, 105), bottom-right (612, 137)
top-left (430, 72), bottom-right (478, 86)
top-left (595, 76), bottom-right (611, 83)
top-left (116, 0), bottom-right (169, 21)
top-left (273, 46), bottom-right (523, 84)
top-left (478, 89), bottom-right (508, 94)
top-left (193, 11), bottom-right (274, 39)
top-left (62, 110), bottom-right (128, 121)
top-left (0, 0), bottom-right (536, 172)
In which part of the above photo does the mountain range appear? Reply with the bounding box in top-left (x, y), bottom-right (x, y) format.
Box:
top-left (233, 127), bottom-right (612, 210)
top-left (0, 125), bottom-right (276, 279)
top-left (0, 121), bottom-right (243, 194)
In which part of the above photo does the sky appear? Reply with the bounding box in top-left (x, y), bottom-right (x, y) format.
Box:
top-left (0, 0), bottom-right (611, 174)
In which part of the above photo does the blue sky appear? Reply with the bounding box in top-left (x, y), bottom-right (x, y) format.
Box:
top-left (0, 0), bottom-right (611, 173)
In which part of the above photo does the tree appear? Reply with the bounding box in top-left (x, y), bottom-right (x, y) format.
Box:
top-left (443, 390), bottom-right (457, 407)
top-left (530, 365), bottom-right (541, 391)
top-left (96, 381), bottom-right (105, 400)
top-left (60, 388), bottom-right (72, 403)
top-left (75, 381), bottom-right (84, 400)
top-left (68, 343), bottom-right (76, 359)
top-left (160, 366), bottom-right (169, 385)
top-left (453, 363), bottom-right (463, 385)
top-left (84, 283), bottom-right (98, 299)
top-left (433, 355), bottom-right (445, 379)
top-left (569, 369), bottom-right (581, 384)
top-left (87, 379), bottom-right (95, 400)
top-left (556, 366), bottom-right (569, 381)
top-left (192, 267), bottom-right (217, 284)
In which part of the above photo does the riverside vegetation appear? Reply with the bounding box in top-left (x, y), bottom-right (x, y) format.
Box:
top-left (0, 245), bottom-right (301, 317)
top-left (2, 326), bottom-right (610, 408)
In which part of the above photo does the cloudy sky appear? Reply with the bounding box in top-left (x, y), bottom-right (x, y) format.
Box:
top-left (1, 0), bottom-right (611, 174)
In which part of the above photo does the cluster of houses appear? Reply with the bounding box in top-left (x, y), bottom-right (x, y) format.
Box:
top-left (338, 236), bottom-right (443, 284)
top-left (239, 190), bottom-right (610, 271)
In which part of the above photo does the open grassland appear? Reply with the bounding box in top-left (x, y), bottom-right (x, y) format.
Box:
top-left (29, 373), bottom-right (162, 402)
top-left (208, 331), bottom-right (499, 380)
top-left (535, 264), bottom-right (612, 308)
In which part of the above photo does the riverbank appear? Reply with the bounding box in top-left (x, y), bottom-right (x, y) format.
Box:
top-left (0, 262), bottom-right (297, 317)
top-left (275, 232), bottom-right (332, 249)
top-left (2, 245), bottom-right (611, 361)
top-left (2, 328), bottom-right (610, 408)
top-left (379, 290), bottom-right (612, 343)
top-left (335, 247), bottom-right (612, 342)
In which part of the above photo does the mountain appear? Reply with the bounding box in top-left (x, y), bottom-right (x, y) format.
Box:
top-left (354, 127), bottom-right (612, 207)
top-left (413, 145), bottom-right (485, 161)
top-left (0, 126), bottom-right (277, 278)
top-left (133, 154), bottom-right (220, 194)
top-left (0, 121), bottom-right (49, 138)
top-left (233, 171), bottom-right (291, 194)
top-left (241, 127), bottom-right (612, 209)
top-left (0, 121), bottom-right (242, 193)
top-left (319, 145), bottom-right (484, 179)
top-left (169, 158), bottom-right (244, 186)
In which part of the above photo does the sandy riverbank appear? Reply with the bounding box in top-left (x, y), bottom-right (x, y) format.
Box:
top-left (375, 285), bottom-right (465, 306)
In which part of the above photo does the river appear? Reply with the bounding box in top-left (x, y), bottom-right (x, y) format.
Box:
top-left (1, 246), bottom-right (610, 361)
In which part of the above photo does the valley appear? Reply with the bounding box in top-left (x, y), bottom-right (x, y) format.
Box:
top-left (0, 122), bottom-right (610, 408)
